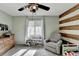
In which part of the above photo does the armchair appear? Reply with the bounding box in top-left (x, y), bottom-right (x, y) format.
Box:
top-left (44, 32), bottom-right (62, 54)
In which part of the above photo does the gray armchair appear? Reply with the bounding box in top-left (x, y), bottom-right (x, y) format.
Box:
top-left (44, 32), bottom-right (62, 54)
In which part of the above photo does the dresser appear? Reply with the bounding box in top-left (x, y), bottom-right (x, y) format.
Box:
top-left (0, 34), bottom-right (15, 55)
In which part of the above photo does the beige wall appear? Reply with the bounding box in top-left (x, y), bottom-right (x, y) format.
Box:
top-left (13, 16), bottom-right (26, 44)
top-left (0, 10), bottom-right (13, 31)
top-left (13, 16), bottom-right (59, 44)
top-left (45, 16), bottom-right (59, 39)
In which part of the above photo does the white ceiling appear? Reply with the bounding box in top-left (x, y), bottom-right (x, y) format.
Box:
top-left (0, 3), bottom-right (77, 16)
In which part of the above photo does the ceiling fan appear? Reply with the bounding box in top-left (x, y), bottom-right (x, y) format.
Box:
top-left (18, 3), bottom-right (50, 13)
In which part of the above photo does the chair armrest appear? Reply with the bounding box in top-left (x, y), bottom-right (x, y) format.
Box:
top-left (57, 40), bottom-right (62, 47)
top-left (56, 40), bottom-right (62, 54)
top-left (44, 39), bottom-right (50, 45)
top-left (44, 39), bottom-right (47, 44)
top-left (43, 39), bottom-right (47, 42)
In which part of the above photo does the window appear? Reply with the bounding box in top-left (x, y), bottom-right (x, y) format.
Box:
top-left (27, 21), bottom-right (34, 37)
top-left (26, 19), bottom-right (43, 39)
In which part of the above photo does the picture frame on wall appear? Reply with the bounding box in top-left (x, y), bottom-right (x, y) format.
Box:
top-left (0, 24), bottom-right (8, 31)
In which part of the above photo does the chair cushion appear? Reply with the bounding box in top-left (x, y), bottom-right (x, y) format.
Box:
top-left (46, 42), bottom-right (57, 49)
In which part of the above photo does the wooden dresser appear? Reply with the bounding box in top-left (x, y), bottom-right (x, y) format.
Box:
top-left (0, 34), bottom-right (15, 55)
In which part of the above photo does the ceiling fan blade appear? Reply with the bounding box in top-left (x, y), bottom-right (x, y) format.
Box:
top-left (37, 4), bottom-right (50, 11)
top-left (18, 7), bottom-right (24, 11)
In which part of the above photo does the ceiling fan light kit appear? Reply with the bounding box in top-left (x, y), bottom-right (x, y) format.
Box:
top-left (18, 3), bottom-right (50, 13)
top-left (29, 3), bottom-right (38, 13)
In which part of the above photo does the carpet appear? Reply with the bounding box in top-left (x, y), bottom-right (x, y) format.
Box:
top-left (23, 50), bottom-right (37, 56)
top-left (12, 49), bottom-right (27, 56)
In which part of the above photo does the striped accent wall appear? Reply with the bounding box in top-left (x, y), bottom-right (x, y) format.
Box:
top-left (59, 4), bottom-right (79, 44)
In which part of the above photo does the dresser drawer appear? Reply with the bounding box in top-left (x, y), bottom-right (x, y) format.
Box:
top-left (0, 40), bottom-right (3, 44)
top-left (0, 44), bottom-right (4, 49)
